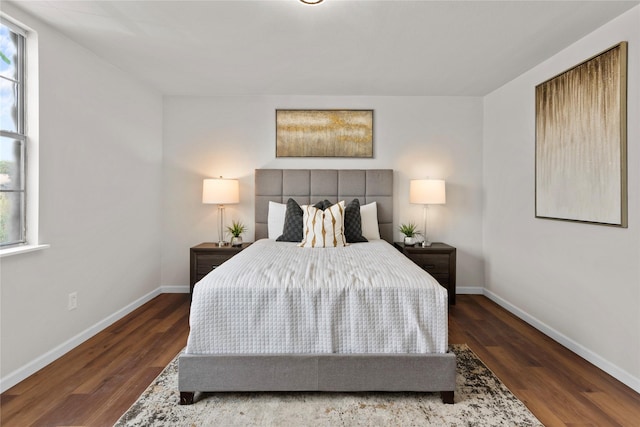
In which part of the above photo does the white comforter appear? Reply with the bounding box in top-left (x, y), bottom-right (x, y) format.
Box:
top-left (186, 239), bottom-right (448, 355)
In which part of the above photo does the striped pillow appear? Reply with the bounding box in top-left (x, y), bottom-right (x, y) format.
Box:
top-left (299, 201), bottom-right (347, 248)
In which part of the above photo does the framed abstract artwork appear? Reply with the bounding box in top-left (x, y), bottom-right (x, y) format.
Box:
top-left (276, 109), bottom-right (373, 157)
top-left (535, 42), bottom-right (628, 227)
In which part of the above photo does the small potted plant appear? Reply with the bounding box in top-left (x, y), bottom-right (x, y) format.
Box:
top-left (226, 220), bottom-right (247, 246)
top-left (399, 222), bottom-right (419, 246)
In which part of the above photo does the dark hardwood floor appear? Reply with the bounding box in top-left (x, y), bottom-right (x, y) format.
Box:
top-left (1, 293), bottom-right (639, 426)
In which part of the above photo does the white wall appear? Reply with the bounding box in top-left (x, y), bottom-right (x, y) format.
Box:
top-left (161, 96), bottom-right (485, 290)
top-left (483, 6), bottom-right (640, 390)
top-left (0, 4), bottom-right (164, 388)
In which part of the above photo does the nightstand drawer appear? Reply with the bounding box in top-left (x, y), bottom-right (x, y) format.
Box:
top-left (190, 242), bottom-right (252, 298)
top-left (194, 273), bottom-right (210, 284)
top-left (408, 253), bottom-right (450, 275)
top-left (394, 242), bottom-right (456, 304)
top-left (196, 254), bottom-right (234, 273)
top-left (431, 276), bottom-right (449, 286)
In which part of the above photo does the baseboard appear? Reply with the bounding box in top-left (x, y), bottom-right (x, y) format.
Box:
top-left (0, 288), bottom-right (162, 393)
top-left (160, 285), bottom-right (190, 293)
top-left (483, 289), bottom-right (640, 394)
top-left (456, 286), bottom-right (484, 295)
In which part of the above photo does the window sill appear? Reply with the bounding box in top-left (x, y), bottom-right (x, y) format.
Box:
top-left (0, 244), bottom-right (50, 258)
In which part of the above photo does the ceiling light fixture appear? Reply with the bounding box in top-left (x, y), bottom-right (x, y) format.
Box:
top-left (300, 0), bottom-right (324, 4)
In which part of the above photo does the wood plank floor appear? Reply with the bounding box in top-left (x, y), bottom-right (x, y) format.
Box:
top-left (2, 293), bottom-right (639, 426)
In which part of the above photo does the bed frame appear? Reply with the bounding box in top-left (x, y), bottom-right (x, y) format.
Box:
top-left (179, 169), bottom-right (456, 404)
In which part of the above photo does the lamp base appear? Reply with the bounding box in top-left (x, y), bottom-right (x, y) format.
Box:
top-left (217, 205), bottom-right (227, 247)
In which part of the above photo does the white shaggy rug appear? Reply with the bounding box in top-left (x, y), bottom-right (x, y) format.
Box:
top-left (115, 345), bottom-right (542, 426)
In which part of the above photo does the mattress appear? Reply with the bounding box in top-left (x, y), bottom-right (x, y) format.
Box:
top-left (186, 239), bottom-right (448, 355)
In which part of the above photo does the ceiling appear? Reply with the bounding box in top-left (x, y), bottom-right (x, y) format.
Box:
top-left (6, 0), bottom-right (639, 96)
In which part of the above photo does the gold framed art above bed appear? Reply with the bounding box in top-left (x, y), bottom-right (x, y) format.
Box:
top-left (275, 109), bottom-right (373, 158)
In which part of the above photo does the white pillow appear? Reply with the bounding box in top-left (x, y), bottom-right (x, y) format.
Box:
top-left (267, 201), bottom-right (287, 239)
top-left (299, 201), bottom-right (347, 248)
top-left (360, 202), bottom-right (380, 240)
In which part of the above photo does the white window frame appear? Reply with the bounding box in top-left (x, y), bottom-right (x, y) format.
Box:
top-left (0, 13), bottom-right (47, 257)
top-left (1, 18), bottom-right (26, 247)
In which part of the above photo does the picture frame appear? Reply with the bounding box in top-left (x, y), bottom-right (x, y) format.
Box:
top-left (535, 42), bottom-right (627, 227)
top-left (276, 109), bottom-right (373, 158)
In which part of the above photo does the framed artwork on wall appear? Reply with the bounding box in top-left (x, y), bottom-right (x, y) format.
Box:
top-left (276, 109), bottom-right (373, 158)
top-left (535, 42), bottom-right (628, 227)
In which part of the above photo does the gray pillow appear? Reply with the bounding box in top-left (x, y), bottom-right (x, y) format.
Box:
top-left (344, 199), bottom-right (368, 243)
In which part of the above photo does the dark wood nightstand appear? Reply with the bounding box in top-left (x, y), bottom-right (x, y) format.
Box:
top-left (189, 242), bottom-right (252, 296)
top-left (394, 242), bottom-right (457, 304)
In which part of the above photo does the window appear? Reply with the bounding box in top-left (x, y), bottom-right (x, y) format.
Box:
top-left (0, 20), bottom-right (26, 247)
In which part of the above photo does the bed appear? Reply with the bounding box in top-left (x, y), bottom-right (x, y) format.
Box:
top-left (178, 169), bottom-right (456, 404)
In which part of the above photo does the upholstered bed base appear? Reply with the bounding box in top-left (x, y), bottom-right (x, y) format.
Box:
top-left (178, 169), bottom-right (456, 405)
top-left (178, 353), bottom-right (456, 404)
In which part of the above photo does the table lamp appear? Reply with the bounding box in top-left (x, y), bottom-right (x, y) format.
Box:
top-left (202, 177), bottom-right (239, 246)
top-left (410, 179), bottom-right (446, 247)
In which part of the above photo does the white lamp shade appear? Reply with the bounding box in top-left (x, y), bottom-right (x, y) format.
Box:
top-left (410, 179), bottom-right (446, 204)
top-left (202, 178), bottom-right (239, 204)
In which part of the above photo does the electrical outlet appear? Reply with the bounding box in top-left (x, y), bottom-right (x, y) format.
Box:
top-left (68, 292), bottom-right (78, 311)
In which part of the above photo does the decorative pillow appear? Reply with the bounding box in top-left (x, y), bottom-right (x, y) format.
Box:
top-left (344, 199), bottom-right (368, 243)
top-left (268, 201), bottom-right (287, 239)
top-left (276, 199), bottom-right (328, 242)
top-left (360, 201), bottom-right (381, 240)
top-left (276, 198), bottom-right (304, 242)
top-left (299, 201), bottom-right (347, 248)
top-left (315, 199), bottom-right (332, 210)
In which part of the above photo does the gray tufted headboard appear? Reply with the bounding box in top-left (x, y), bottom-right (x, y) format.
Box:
top-left (255, 169), bottom-right (394, 243)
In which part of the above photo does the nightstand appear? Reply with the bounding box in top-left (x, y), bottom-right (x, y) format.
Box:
top-left (189, 242), bottom-right (252, 296)
top-left (394, 242), bottom-right (457, 304)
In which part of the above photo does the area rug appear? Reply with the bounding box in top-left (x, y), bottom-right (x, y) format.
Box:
top-left (115, 345), bottom-right (542, 426)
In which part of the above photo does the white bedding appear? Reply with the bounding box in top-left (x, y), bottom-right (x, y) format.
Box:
top-left (186, 239), bottom-right (448, 355)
